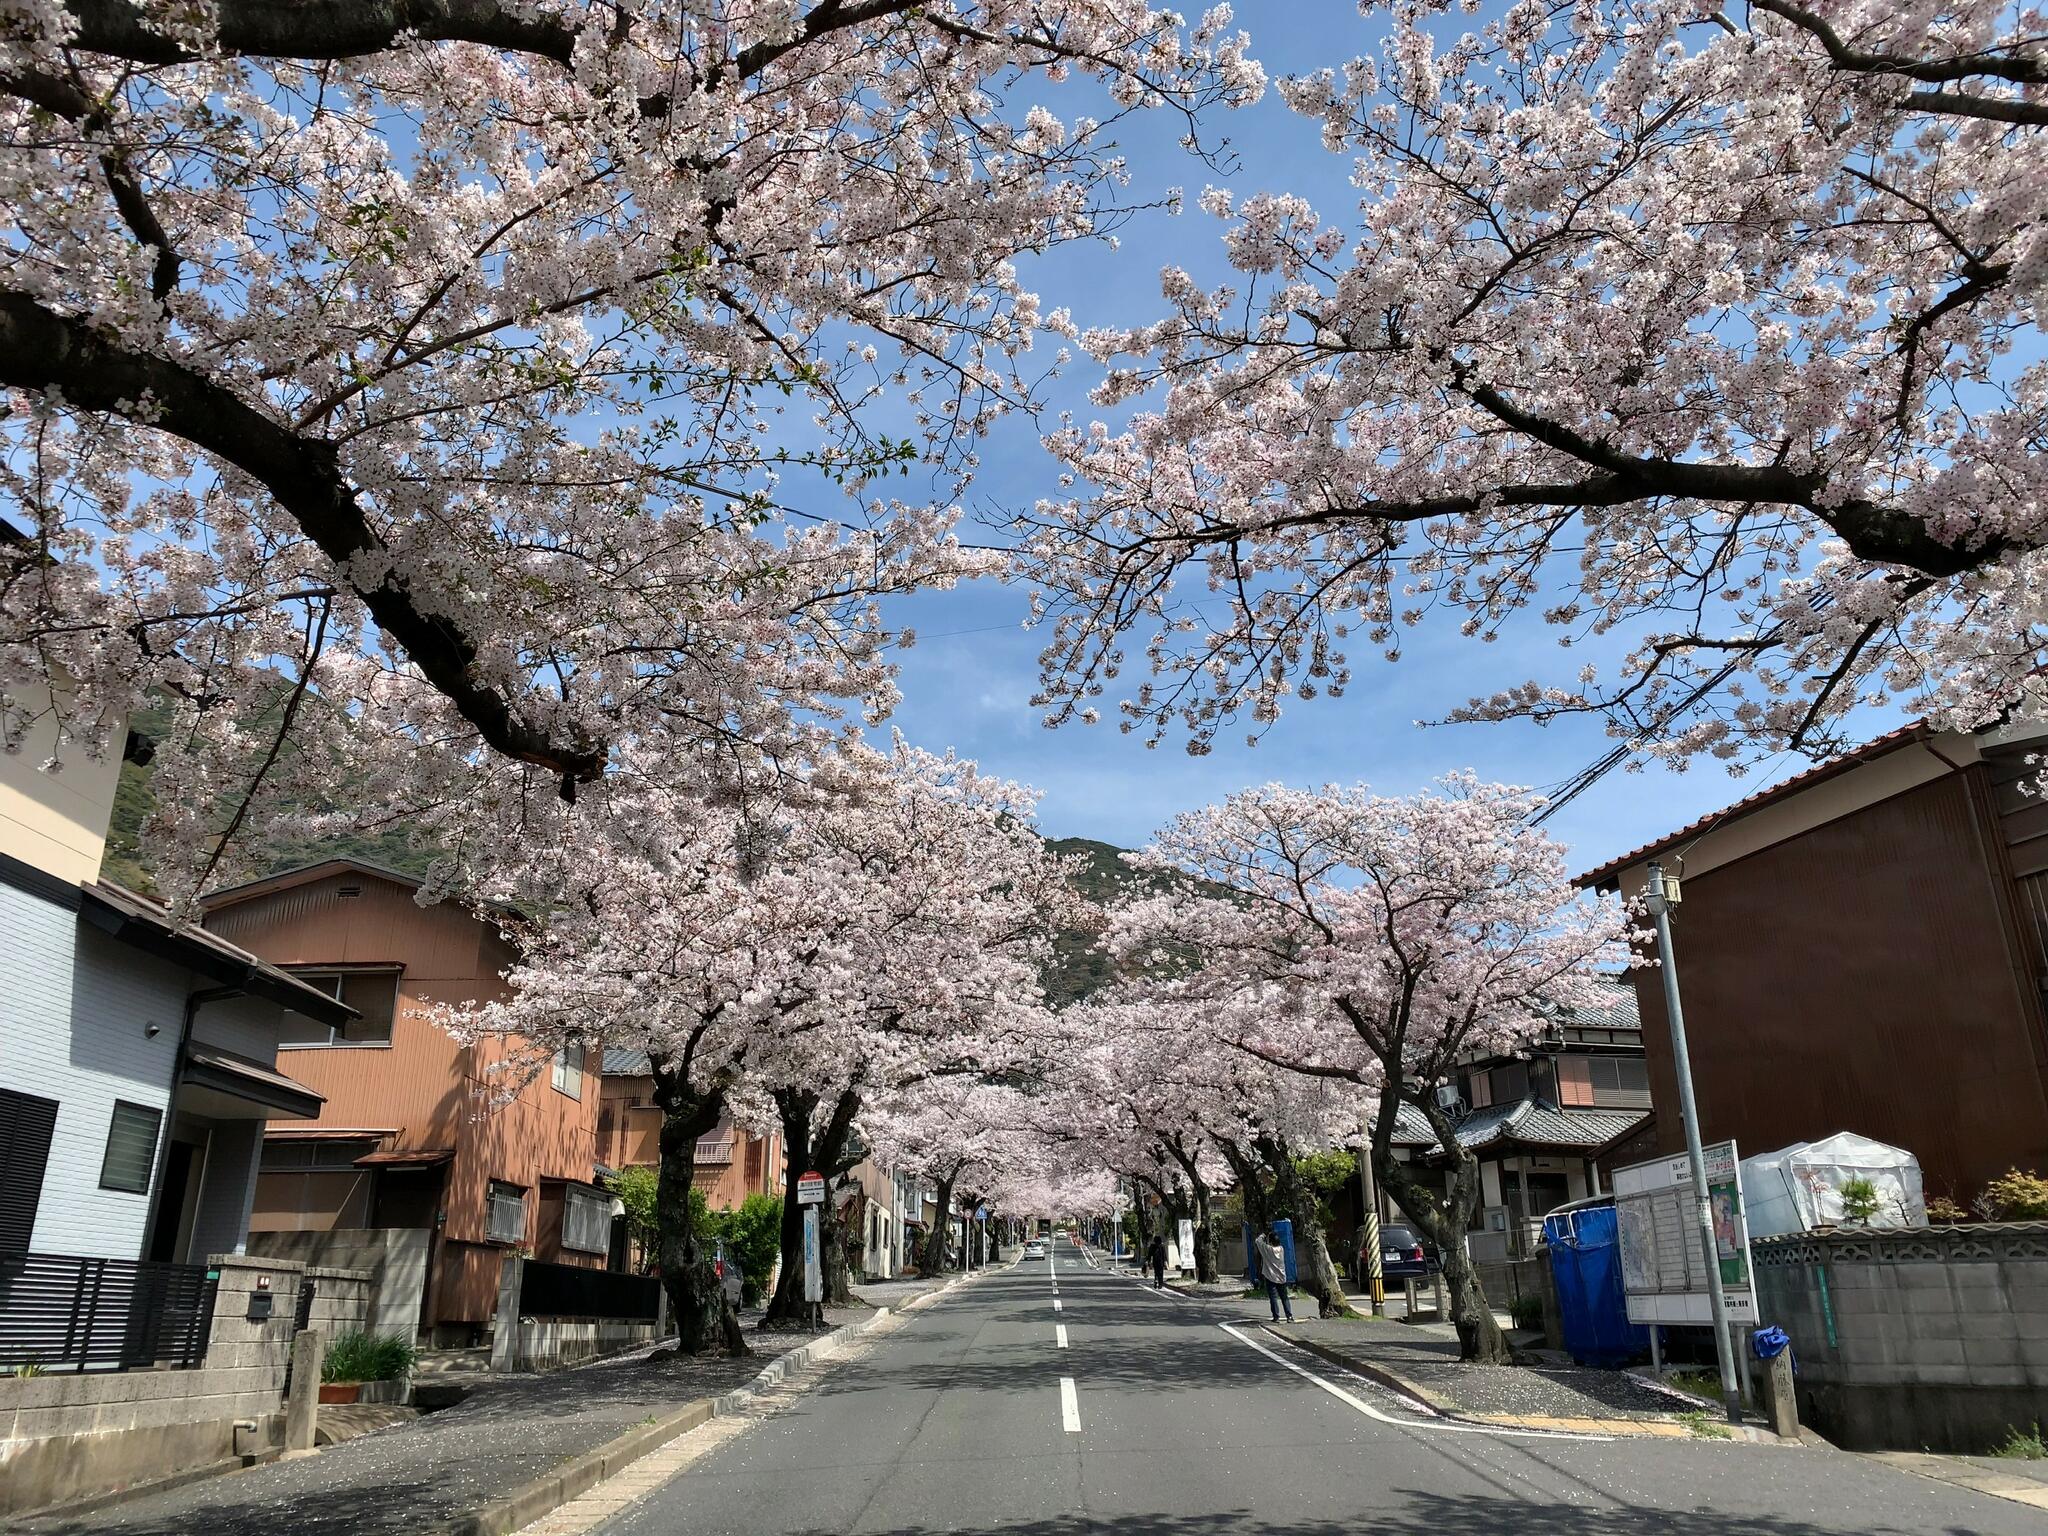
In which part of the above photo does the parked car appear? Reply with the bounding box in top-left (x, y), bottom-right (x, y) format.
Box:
top-left (1024, 1238), bottom-right (1050, 1260)
top-left (1357, 1223), bottom-right (1438, 1282)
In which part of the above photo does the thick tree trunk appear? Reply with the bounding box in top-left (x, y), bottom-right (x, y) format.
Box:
top-left (1259, 1137), bottom-right (1352, 1318)
top-left (921, 1170), bottom-right (958, 1275)
top-left (1376, 1133), bottom-right (1506, 1362)
top-left (1220, 1139), bottom-right (1270, 1280)
top-left (1189, 1175), bottom-right (1219, 1283)
top-left (648, 1066), bottom-right (741, 1356)
top-left (1162, 1139), bottom-right (1221, 1284)
top-left (761, 1089), bottom-right (818, 1328)
top-left (764, 1089), bottom-right (861, 1326)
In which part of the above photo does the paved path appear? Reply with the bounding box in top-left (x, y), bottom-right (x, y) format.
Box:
top-left (585, 1235), bottom-right (2043, 1536)
top-left (21, 1318), bottom-right (856, 1536)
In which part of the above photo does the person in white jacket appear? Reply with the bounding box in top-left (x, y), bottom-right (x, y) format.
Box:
top-left (1253, 1225), bottom-right (1294, 1322)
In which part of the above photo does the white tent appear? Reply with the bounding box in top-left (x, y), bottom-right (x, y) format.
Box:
top-left (1740, 1133), bottom-right (1927, 1238)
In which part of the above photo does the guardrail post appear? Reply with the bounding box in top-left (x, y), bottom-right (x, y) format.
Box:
top-left (281, 1329), bottom-right (324, 1458)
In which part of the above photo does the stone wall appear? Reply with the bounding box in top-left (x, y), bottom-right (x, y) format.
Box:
top-left (0, 1253), bottom-right (371, 1518)
top-left (1753, 1222), bottom-right (2048, 1452)
top-left (248, 1227), bottom-right (428, 1341)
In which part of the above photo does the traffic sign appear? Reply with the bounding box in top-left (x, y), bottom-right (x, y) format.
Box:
top-left (797, 1170), bottom-right (826, 1205)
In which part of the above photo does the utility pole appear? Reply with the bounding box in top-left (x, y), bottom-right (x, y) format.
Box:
top-left (1645, 860), bottom-right (1742, 1425)
top-left (1358, 1113), bottom-right (1385, 1316)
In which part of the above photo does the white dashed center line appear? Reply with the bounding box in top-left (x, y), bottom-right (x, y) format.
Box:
top-left (1059, 1377), bottom-right (1081, 1432)
top-left (1056, 1323), bottom-right (1069, 1349)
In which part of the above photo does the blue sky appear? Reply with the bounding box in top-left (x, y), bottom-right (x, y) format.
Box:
top-left (857, 1), bottom-right (1893, 869)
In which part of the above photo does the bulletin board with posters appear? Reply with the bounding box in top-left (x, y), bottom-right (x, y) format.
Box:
top-left (1613, 1139), bottom-right (1757, 1326)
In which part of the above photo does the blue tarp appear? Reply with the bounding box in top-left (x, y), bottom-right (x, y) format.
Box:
top-left (1543, 1204), bottom-right (1649, 1368)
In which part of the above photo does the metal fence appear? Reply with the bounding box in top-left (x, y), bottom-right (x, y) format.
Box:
top-left (518, 1258), bottom-right (660, 1321)
top-left (0, 1251), bottom-right (219, 1370)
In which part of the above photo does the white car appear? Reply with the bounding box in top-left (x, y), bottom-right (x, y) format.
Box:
top-left (1024, 1239), bottom-right (1050, 1259)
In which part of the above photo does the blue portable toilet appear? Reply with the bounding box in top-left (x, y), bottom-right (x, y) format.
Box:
top-left (1542, 1200), bottom-right (1648, 1368)
top-left (1242, 1217), bottom-right (1298, 1284)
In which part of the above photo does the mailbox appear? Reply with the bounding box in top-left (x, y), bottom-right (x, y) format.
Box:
top-left (246, 1290), bottom-right (274, 1321)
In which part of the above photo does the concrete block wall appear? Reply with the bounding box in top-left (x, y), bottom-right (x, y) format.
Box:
top-left (1754, 1223), bottom-right (2048, 1451)
top-left (248, 1227), bottom-right (430, 1341)
top-left (507, 1318), bottom-right (661, 1373)
top-left (303, 1264), bottom-right (373, 1340)
top-left (0, 1253), bottom-right (369, 1517)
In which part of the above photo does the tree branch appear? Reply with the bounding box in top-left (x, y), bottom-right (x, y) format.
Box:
top-left (0, 288), bottom-right (604, 787)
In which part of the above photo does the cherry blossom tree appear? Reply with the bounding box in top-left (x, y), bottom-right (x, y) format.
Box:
top-left (448, 782), bottom-right (790, 1353)
top-left (1107, 775), bottom-right (1629, 1361)
top-left (1022, 0), bottom-right (2048, 766)
top-left (1, 0), bottom-right (1262, 894)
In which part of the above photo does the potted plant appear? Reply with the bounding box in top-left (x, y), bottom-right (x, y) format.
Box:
top-left (319, 1331), bottom-right (417, 1404)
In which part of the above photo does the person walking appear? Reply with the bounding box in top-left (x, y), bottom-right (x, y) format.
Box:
top-left (1147, 1231), bottom-right (1168, 1289)
top-left (1254, 1224), bottom-right (1295, 1322)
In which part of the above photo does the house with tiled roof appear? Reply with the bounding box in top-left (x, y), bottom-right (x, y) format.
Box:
top-left (1578, 719), bottom-right (2048, 1207)
top-left (1379, 976), bottom-right (1650, 1263)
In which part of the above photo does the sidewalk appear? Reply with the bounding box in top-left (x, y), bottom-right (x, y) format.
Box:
top-left (20, 1301), bottom-right (888, 1536)
top-left (1262, 1310), bottom-right (1709, 1436)
top-left (1871, 1451), bottom-right (2048, 1512)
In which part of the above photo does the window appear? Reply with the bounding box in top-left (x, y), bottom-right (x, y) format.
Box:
top-left (486, 1181), bottom-right (527, 1243)
top-left (99, 1101), bottom-right (163, 1193)
top-left (1587, 1057), bottom-right (1652, 1108)
top-left (1489, 1063), bottom-right (1530, 1105)
top-left (0, 1088), bottom-right (59, 1250)
top-left (261, 1139), bottom-right (370, 1172)
top-left (562, 1183), bottom-right (610, 1254)
top-left (551, 1038), bottom-right (586, 1099)
top-left (279, 969), bottom-right (400, 1047)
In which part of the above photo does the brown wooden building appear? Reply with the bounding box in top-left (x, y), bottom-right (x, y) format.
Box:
top-left (597, 1049), bottom-right (783, 1215)
top-left (201, 860), bottom-right (607, 1340)
top-left (1580, 722), bottom-right (2048, 1205)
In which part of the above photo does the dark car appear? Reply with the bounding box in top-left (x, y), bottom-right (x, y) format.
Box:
top-left (1357, 1223), bottom-right (1439, 1282)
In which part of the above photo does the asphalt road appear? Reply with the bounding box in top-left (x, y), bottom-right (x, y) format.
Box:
top-left (595, 1236), bottom-right (2036, 1536)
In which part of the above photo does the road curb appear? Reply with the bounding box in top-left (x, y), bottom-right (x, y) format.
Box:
top-left (427, 1274), bottom-right (983, 1536)
top-left (1267, 1325), bottom-right (1787, 1443)
top-left (1266, 1325), bottom-right (1464, 1417)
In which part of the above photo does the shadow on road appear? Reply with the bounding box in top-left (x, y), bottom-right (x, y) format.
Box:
top-left (725, 1500), bottom-right (1990, 1536)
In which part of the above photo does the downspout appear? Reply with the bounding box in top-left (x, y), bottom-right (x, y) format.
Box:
top-left (139, 983), bottom-right (242, 1261)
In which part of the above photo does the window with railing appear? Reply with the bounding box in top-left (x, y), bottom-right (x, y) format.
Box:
top-left (486, 1181), bottom-right (527, 1244)
top-left (562, 1184), bottom-right (611, 1254)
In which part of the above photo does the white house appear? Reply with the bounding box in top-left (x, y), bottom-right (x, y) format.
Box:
top-left (0, 679), bottom-right (349, 1272)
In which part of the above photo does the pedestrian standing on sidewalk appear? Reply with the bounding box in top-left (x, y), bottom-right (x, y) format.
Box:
top-left (1148, 1232), bottom-right (1168, 1289)
top-left (1254, 1225), bottom-right (1294, 1322)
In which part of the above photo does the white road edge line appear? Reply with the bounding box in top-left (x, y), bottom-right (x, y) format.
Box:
top-left (1121, 1273), bottom-right (1191, 1302)
top-left (1056, 1323), bottom-right (1069, 1349)
top-left (1059, 1376), bottom-right (1081, 1433)
top-left (1216, 1324), bottom-right (1610, 1442)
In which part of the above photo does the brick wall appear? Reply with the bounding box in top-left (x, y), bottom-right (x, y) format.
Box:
top-left (1754, 1223), bottom-right (2048, 1451)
